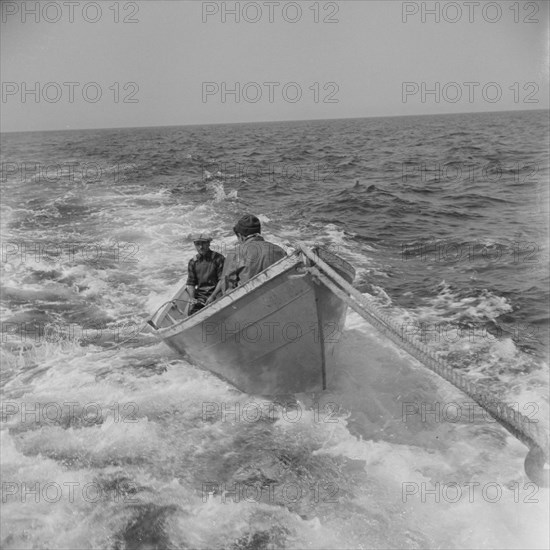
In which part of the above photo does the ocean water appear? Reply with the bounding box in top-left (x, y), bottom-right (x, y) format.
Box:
top-left (1, 110), bottom-right (549, 549)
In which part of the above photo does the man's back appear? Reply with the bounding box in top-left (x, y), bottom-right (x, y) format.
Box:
top-left (237, 235), bottom-right (286, 283)
top-left (222, 235), bottom-right (286, 290)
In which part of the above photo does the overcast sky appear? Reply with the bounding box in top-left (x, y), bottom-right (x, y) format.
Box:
top-left (1, 0), bottom-right (549, 132)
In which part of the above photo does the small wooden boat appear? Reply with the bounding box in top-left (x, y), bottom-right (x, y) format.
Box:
top-left (148, 246), bottom-right (355, 394)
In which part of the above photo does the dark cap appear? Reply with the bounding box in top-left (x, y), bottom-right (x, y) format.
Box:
top-left (233, 214), bottom-right (261, 237)
top-left (191, 232), bottom-right (212, 242)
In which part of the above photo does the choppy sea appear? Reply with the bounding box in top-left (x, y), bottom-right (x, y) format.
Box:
top-left (1, 110), bottom-right (549, 549)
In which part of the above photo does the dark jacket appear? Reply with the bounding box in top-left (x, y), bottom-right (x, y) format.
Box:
top-left (186, 250), bottom-right (225, 301)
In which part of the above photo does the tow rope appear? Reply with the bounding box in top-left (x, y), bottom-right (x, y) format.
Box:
top-left (298, 243), bottom-right (549, 486)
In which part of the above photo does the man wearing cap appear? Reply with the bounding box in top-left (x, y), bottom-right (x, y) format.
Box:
top-left (186, 233), bottom-right (225, 315)
top-left (206, 214), bottom-right (285, 302)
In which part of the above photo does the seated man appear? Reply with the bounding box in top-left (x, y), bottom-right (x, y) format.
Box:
top-left (186, 233), bottom-right (225, 315)
top-left (207, 214), bottom-right (286, 303)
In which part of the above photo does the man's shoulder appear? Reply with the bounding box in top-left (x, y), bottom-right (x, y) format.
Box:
top-left (240, 238), bottom-right (286, 262)
top-left (211, 251), bottom-right (225, 263)
top-left (242, 237), bottom-right (285, 251)
top-left (265, 240), bottom-right (286, 253)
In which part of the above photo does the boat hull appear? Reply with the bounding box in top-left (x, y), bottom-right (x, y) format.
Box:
top-left (151, 248), bottom-right (354, 395)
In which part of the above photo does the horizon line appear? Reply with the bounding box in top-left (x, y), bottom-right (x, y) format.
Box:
top-left (1, 107), bottom-right (548, 135)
